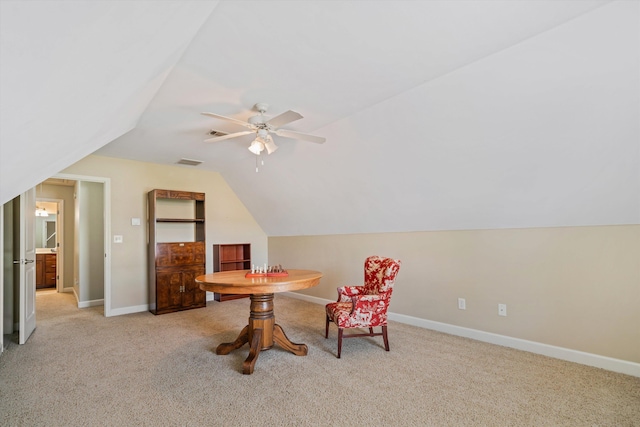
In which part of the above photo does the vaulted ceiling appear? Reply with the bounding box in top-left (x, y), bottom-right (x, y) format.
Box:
top-left (1, 1), bottom-right (638, 235)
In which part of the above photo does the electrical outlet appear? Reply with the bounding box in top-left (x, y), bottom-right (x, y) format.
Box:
top-left (458, 298), bottom-right (466, 310)
top-left (498, 303), bottom-right (507, 316)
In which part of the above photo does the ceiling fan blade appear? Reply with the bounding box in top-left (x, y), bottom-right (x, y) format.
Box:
top-left (204, 131), bottom-right (253, 143)
top-left (274, 129), bottom-right (326, 144)
top-left (201, 112), bottom-right (254, 129)
top-left (266, 110), bottom-right (303, 128)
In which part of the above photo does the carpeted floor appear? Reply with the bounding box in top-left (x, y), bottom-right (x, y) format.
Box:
top-left (1, 291), bottom-right (638, 426)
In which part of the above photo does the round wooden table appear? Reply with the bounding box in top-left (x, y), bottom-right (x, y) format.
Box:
top-left (196, 269), bottom-right (322, 374)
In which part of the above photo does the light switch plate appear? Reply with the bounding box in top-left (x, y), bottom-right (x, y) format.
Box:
top-left (131, 218), bottom-right (141, 226)
top-left (498, 303), bottom-right (507, 316)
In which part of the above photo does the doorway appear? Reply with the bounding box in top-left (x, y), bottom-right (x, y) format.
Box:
top-left (51, 173), bottom-right (111, 316)
top-left (34, 197), bottom-right (63, 293)
top-left (37, 176), bottom-right (110, 312)
top-left (1, 174), bottom-right (111, 347)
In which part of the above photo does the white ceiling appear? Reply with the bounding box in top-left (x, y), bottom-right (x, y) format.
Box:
top-left (2, 1), bottom-right (638, 236)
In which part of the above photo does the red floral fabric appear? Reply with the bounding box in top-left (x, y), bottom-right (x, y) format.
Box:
top-left (326, 256), bottom-right (401, 329)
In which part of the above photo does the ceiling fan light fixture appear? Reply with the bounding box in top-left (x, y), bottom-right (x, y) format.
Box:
top-left (248, 138), bottom-right (265, 155)
top-left (264, 135), bottom-right (278, 154)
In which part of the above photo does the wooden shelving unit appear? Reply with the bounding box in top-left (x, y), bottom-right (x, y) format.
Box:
top-left (213, 243), bottom-right (251, 301)
top-left (148, 189), bottom-right (206, 315)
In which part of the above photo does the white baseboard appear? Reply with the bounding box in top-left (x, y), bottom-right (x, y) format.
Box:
top-left (109, 304), bottom-right (149, 317)
top-left (108, 295), bottom-right (215, 317)
top-left (72, 288), bottom-right (104, 309)
top-left (110, 292), bottom-right (213, 316)
top-left (284, 292), bottom-right (640, 378)
top-left (77, 299), bottom-right (104, 309)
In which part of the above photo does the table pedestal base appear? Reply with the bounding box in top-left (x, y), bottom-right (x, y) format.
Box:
top-left (215, 293), bottom-right (308, 374)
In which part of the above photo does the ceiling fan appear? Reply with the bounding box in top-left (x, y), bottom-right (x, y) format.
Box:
top-left (201, 103), bottom-right (325, 156)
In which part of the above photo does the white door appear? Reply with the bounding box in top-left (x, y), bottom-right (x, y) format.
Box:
top-left (19, 187), bottom-right (36, 344)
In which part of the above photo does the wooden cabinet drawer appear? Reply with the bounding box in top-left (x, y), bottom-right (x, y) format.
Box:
top-left (156, 265), bottom-right (204, 280)
top-left (45, 272), bottom-right (56, 285)
top-left (155, 242), bottom-right (205, 267)
top-left (45, 254), bottom-right (56, 272)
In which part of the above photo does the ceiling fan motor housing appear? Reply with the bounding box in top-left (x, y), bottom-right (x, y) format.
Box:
top-left (248, 115), bottom-right (267, 126)
top-left (254, 102), bottom-right (269, 113)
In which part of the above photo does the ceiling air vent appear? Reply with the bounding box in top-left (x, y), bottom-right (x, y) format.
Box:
top-left (208, 130), bottom-right (227, 137)
top-left (177, 158), bottom-right (203, 166)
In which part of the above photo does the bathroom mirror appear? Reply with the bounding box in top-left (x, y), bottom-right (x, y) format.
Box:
top-left (35, 212), bottom-right (57, 249)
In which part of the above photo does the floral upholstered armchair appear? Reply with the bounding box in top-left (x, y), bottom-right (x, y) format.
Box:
top-left (325, 256), bottom-right (401, 358)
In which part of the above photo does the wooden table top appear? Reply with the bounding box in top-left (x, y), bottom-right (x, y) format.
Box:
top-left (196, 269), bottom-right (322, 295)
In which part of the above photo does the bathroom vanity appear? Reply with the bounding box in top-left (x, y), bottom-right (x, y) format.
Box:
top-left (36, 251), bottom-right (56, 289)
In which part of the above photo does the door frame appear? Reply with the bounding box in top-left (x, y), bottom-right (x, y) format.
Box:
top-left (52, 173), bottom-right (112, 317)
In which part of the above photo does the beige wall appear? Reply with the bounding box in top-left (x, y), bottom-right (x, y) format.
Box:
top-left (61, 155), bottom-right (268, 311)
top-left (77, 181), bottom-right (105, 301)
top-left (269, 225), bottom-right (640, 363)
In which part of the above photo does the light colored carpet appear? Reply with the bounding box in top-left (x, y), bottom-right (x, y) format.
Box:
top-left (0, 291), bottom-right (638, 426)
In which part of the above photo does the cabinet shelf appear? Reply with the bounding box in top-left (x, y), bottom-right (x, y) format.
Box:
top-left (156, 218), bottom-right (205, 223)
top-left (213, 243), bottom-right (251, 301)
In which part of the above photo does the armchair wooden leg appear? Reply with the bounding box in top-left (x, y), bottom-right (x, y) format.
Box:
top-left (325, 314), bottom-right (330, 338)
top-left (337, 328), bottom-right (343, 359)
top-left (369, 327), bottom-right (374, 335)
top-left (382, 325), bottom-right (389, 351)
